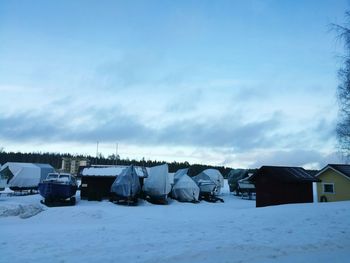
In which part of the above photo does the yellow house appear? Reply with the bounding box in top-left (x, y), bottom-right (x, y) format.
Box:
top-left (316, 164), bottom-right (350, 202)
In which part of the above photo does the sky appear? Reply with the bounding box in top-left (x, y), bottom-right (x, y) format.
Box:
top-left (0, 0), bottom-right (349, 169)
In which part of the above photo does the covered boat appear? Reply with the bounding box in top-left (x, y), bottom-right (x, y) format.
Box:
top-left (142, 164), bottom-right (171, 204)
top-left (171, 174), bottom-right (200, 202)
top-left (80, 165), bottom-right (147, 201)
top-left (192, 173), bottom-right (216, 194)
top-left (0, 162), bottom-right (55, 191)
top-left (238, 174), bottom-right (255, 190)
top-left (173, 168), bottom-right (189, 185)
top-left (237, 174), bottom-right (256, 199)
top-left (0, 178), bottom-right (6, 191)
top-left (38, 173), bottom-right (78, 206)
top-left (227, 169), bottom-right (249, 193)
top-left (110, 165), bottom-right (141, 205)
top-left (0, 166), bottom-right (11, 191)
top-left (192, 169), bottom-right (224, 202)
top-left (193, 169), bottom-right (224, 195)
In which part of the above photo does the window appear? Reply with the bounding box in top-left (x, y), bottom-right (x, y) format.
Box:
top-left (46, 173), bottom-right (59, 180)
top-left (323, 183), bottom-right (335, 194)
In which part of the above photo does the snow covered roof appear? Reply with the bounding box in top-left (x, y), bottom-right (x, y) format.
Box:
top-left (81, 165), bottom-right (147, 177)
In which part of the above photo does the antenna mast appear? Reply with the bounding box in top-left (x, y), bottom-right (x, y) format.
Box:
top-left (115, 143), bottom-right (118, 165)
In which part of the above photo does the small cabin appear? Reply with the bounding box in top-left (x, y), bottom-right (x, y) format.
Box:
top-left (250, 166), bottom-right (320, 207)
top-left (80, 165), bottom-right (147, 201)
top-left (315, 164), bottom-right (350, 202)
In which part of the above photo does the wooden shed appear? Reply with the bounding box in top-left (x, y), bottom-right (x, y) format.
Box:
top-left (250, 166), bottom-right (320, 207)
top-left (80, 165), bottom-right (147, 201)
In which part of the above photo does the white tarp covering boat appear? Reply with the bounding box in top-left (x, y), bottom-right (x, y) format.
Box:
top-left (193, 169), bottom-right (224, 195)
top-left (0, 178), bottom-right (6, 191)
top-left (142, 164), bottom-right (171, 200)
top-left (173, 168), bottom-right (189, 185)
top-left (0, 162), bottom-right (55, 190)
top-left (192, 173), bottom-right (216, 194)
top-left (172, 174), bottom-right (199, 202)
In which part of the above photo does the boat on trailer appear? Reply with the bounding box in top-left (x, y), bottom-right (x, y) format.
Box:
top-left (38, 173), bottom-right (78, 207)
top-left (237, 174), bottom-right (256, 199)
top-left (142, 164), bottom-right (171, 205)
top-left (110, 165), bottom-right (141, 206)
top-left (192, 173), bottom-right (224, 203)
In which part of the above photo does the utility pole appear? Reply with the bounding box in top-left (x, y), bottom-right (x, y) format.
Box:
top-left (96, 141), bottom-right (99, 164)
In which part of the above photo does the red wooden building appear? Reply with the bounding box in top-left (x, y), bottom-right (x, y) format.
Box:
top-left (250, 166), bottom-right (320, 207)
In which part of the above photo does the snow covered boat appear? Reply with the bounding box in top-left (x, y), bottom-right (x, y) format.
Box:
top-left (110, 165), bottom-right (141, 205)
top-left (38, 173), bottom-right (78, 206)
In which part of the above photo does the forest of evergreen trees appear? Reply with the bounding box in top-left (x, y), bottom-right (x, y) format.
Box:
top-left (0, 150), bottom-right (232, 178)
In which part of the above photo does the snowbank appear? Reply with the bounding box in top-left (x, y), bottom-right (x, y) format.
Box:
top-left (0, 193), bottom-right (45, 219)
top-left (0, 204), bottom-right (44, 219)
top-left (0, 181), bottom-right (349, 263)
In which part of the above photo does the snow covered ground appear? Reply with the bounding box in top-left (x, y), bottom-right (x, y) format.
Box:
top-left (1, 181), bottom-right (349, 263)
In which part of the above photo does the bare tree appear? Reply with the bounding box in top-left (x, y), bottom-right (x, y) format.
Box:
top-left (334, 12), bottom-right (350, 158)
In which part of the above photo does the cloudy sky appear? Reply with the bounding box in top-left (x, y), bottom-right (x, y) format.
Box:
top-left (0, 0), bottom-right (348, 168)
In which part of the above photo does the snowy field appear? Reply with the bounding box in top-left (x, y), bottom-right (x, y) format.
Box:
top-left (1, 181), bottom-right (349, 263)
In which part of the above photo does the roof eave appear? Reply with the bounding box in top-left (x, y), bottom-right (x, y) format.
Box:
top-left (316, 165), bottom-right (350, 181)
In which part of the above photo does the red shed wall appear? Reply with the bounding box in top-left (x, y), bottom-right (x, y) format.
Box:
top-left (255, 177), bottom-right (313, 207)
top-left (81, 176), bottom-right (116, 200)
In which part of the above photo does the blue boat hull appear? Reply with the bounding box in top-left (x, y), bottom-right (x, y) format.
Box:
top-left (38, 182), bottom-right (77, 200)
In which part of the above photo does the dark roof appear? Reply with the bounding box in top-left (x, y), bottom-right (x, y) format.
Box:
top-left (250, 166), bottom-right (320, 183)
top-left (305, 169), bottom-right (319, 176)
top-left (327, 164), bottom-right (350, 179)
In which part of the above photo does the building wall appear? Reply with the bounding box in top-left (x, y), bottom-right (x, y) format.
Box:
top-left (255, 176), bottom-right (314, 207)
top-left (79, 160), bottom-right (90, 167)
top-left (80, 176), bottom-right (116, 201)
top-left (61, 158), bottom-right (90, 175)
top-left (70, 160), bottom-right (83, 175)
top-left (316, 169), bottom-right (350, 202)
top-left (61, 158), bottom-right (71, 173)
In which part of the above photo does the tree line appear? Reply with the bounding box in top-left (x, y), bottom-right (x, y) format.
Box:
top-left (0, 151), bottom-right (232, 178)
